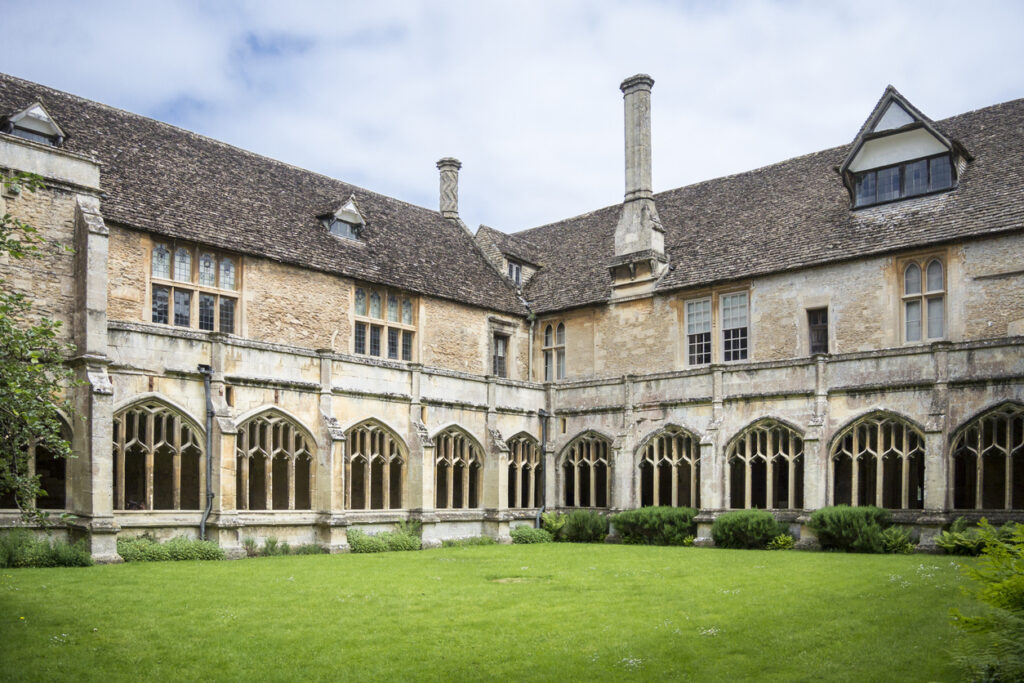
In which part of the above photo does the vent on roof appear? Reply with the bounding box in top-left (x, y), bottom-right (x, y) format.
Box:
top-left (2, 101), bottom-right (65, 147)
top-left (321, 195), bottom-right (365, 240)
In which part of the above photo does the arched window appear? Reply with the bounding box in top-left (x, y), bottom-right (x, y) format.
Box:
top-left (902, 257), bottom-right (945, 342)
top-left (113, 401), bottom-right (203, 510)
top-left (561, 433), bottom-right (610, 508)
top-left (727, 420), bottom-right (804, 510)
top-left (556, 323), bottom-right (566, 379)
top-left (434, 427), bottom-right (483, 509)
top-left (951, 403), bottom-right (1024, 510)
top-left (0, 417), bottom-right (71, 511)
top-left (830, 413), bottom-right (924, 509)
top-left (151, 244), bottom-right (170, 280)
top-left (235, 411), bottom-right (314, 511)
top-left (638, 426), bottom-right (700, 508)
top-left (346, 421), bottom-right (405, 510)
top-left (506, 434), bottom-right (541, 508)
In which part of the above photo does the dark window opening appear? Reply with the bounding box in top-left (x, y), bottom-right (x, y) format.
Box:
top-left (219, 298), bottom-right (235, 334)
top-left (173, 290), bottom-right (191, 327)
top-left (369, 325), bottom-right (382, 357)
top-left (401, 331), bottom-right (413, 361)
top-left (808, 308), bottom-right (828, 354)
top-left (199, 294), bottom-right (215, 331)
top-left (354, 322), bottom-right (366, 355)
top-left (492, 334), bottom-right (508, 377)
top-left (387, 328), bottom-right (399, 360)
top-left (853, 153), bottom-right (954, 208)
top-left (152, 286), bottom-right (169, 324)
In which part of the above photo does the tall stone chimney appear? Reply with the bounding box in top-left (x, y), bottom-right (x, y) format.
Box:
top-left (610, 74), bottom-right (667, 296)
top-left (436, 157), bottom-right (461, 219)
top-left (615, 74), bottom-right (664, 257)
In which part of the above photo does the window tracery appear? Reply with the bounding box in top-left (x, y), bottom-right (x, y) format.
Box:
top-left (727, 420), bottom-right (803, 510)
top-left (433, 427), bottom-right (483, 509)
top-left (346, 422), bottom-right (405, 510)
top-left (830, 413), bottom-right (924, 509)
top-left (506, 434), bottom-right (541, 508)
top-left (951, 403), bottom-right (1024, 510)
top-left (235, 412), bottom-right (313, 511)
top-left (561, 433), bottom-right (610, 508)
top-left (639, 426), bottom-right (700, 508)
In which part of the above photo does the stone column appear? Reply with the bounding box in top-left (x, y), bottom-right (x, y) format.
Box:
top-left (66, 195), bottom-right (119, 562)
top-left (313, 350), bottom-right (348, 551)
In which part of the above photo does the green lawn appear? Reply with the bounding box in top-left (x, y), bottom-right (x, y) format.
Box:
top-left (0, 545), bottom-right (976, 681)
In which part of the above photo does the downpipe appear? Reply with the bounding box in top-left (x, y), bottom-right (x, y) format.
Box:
top-left (198, 364), bottom-right (215, 541)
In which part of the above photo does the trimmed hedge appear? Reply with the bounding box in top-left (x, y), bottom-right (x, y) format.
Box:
top-left (0, 530), bottom-right (92, 568)
top-left (712, 509), bottom-right (788, 549)
top-left (609, 506), bottom-right (697, 546)
top-left (348, 529), bottom-right (421, 553)
top-left (510, 526), bottom-right (553, 544)
top-left (562, 510), bottom-right (608, 543)
top-left (117, 535), bottom-right (225, 562)
top-left (808, 505), bottom-right (892, 553)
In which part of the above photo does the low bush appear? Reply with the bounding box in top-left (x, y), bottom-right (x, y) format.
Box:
top-left (441, 536), bottom-right (497, 548)
top-left (951, 519), bottom-right (1024, 681)
top-left (291, 543), bottom-right (326, 555)
top-left (935, 517), bottom-right (1017, 556)
top-left (118, 535), bottom-right (224, 562)
top-left (395, 519), bottom-right (423, 538)
top-left (609, 506), bottom-right (697, 546)
top-left (808, 505), bottom-right (892, 553)
top-left (510, 526), bottom-right (553, 544)
top-left (562, 510), bottom-right (608, 543)
top-left (261, 537), bottom-right (290, 557)
top-left (712, 509), bottom-right (788, 549)
top-left (379, 531), bottom-right (421, 552)
top-left (880, 526), bottom-right (915, 554)
top-left (541, 511), bottom-right (567, 541)
top-left (242, 537), bottom-right (259, 557)
top-left (347, 529), bottom-right (388, 553)
top-left (766, 534), bottom-right (795, 551)
top-left (0, 529), bottom-right (92, 568)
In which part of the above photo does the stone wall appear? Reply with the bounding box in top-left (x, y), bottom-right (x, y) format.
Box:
top-left (420, 297), bottom-right (489, 374)
top-left (960, 233), bottom-right (1024, 338)
top-left (107, 225), bottom-right (146, 322)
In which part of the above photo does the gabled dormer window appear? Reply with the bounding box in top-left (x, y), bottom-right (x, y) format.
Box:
top-left (841, 86), bottom-right (967, 210)
top-left (2, 102), bottom-right (65, 147)
top-left (321, 194), bottom-right (365, 241)
top-left (507, 260), bottom-right (522, 286)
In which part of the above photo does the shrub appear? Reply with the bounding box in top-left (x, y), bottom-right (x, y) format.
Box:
top-left (379, 531), bottom-right (421, 552)
top-left (712, 509), bottom-right (788, 549)
top-left (541, 511), bottom-right (567, 540)
top-left (261, 537), bottom-right (287, 556)
top-left (681, 535), bottom-right (695, 547)
top-left (118, 535), bottom-right (223, 562)
top-left (510, 526), bottom-right (553, 544)
top-left (766, 534), bottom-right (795, 551)
top-left (0, 530), bottom-right (92, 568)
top-left (808, 505), bottom-right (892, 553)
top-left (880, 526), bottom-right (915, 554)
top-left (562, 510), bottom-right (608, 543)
top-left (442, 536), bottom-right (497, 548)
top-left (242, 537), bottom-right (259, 557)
top-left (609, 506), bottom-right (697, 546)
top-left (347, 529), bottom-right (387, 553)
top-left (395, 519), bottom-right (423, 538)
top-left (935, 517), bottom-right (1017, 556)
top-left (951, 520), bottom-right (1024, 681)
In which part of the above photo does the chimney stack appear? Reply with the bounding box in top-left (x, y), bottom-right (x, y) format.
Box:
top-left (436, 157), bottom-right (462, 219)
top-left (613, 74), bottom-right (665, 260)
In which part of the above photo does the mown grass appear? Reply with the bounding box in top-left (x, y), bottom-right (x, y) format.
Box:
top-left (0, 545), bottom-right (975, 681)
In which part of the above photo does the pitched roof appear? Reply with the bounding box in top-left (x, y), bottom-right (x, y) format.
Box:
top-left (0, 73), bottom-right (525, 316)
top-left (515, 96), bottom-right (1024, 313)
top-left (475, 225), bottom-right (544, 266)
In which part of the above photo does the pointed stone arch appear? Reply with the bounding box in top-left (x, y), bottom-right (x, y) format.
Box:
top-left (235, 408), bottom-right (316, 511)
top-left (345, 418), bottom-right (408, 510)
top-left (433, 425), bottom-right (484, 509)
top-left (949, 401), bottom-right (1024, 510)
top-left (725, 418), bottom-right (805, 510)
top-left (0, 413), bottom-right (72, 511)
top-left (559, 431), bottom-right (612, 508)
top-left (828, 410), bottom-right (925, 510)
top-left (112, 396), bottom-right (205, 511)
top-left (635, 424), bottom-right (701, 508)
top-left (506, 431), bottom-right (541, 509)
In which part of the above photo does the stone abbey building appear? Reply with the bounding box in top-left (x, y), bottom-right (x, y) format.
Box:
top-left (1, 72), bottom-right (1022, 561)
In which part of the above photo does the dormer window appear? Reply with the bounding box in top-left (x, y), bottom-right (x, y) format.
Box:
top-left (841, 87), bottom-right (968, 210)
top-left (320, 194), bottom-right (365, 241)
top-left (2, 102), bottom-right (65, 147)
top-left (853, 153), bottom-right (954, 207)
top-left (507, 260), bottom-right (522, 286)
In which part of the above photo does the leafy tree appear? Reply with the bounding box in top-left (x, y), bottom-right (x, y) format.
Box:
top-left (0, 173), bottom-right (76, 523)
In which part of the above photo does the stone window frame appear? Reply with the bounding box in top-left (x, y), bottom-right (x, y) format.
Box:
top-left (898, 252), bottom-right (946, 344)
top-left (235, 410), bottom-right (315, 511)
top-left (345, 420), bottom-right (406, 511)
top-left (950, 401), bottom-right (1024, 511)
top-left (112, 399), bottom-right (205, 511)
top-left (542, 321), bottom-right (566, 381)
top-left (0, 416), bottom-right (71, 511)
top-left (352, 283), bottom-right (416, 362)
top-left (148, 239), bottom-right (240, 334)
top-left (682, 287), bottom-right (752, 365)
top-left (726, 419), bottom-right (804, 510)
top-left (720, 290), bottom-right (749, 362)
top-left (684, 297), bottom-right (712, 366)
top-left (507, 259), bottom-right (522, 287)
top-left (506, 432), bottom-right (542, 509)
top-left (829, 411), bottom-right (925, 510)
top-left (637, 425), bottom-right (700, 508)
top-left (433, 426), bottom-right (484, 509)
top-left (560, 431), bottom-right (611, 508)
top-left (807, 307), bottom-right (829, 355)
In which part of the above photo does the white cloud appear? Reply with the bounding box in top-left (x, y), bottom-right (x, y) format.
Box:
top-left (5, 0), bottom-right (1024, 232)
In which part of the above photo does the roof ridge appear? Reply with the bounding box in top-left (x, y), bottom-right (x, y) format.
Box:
top-left (0, 71), bottom-right (446, 221)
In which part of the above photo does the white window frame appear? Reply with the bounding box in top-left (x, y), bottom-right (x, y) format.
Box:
top-left (685, 297), bottom-right (712, 366)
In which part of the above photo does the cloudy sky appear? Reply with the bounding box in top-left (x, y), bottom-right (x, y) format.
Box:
top-left (5, 1), bottom-right (1024, 233)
